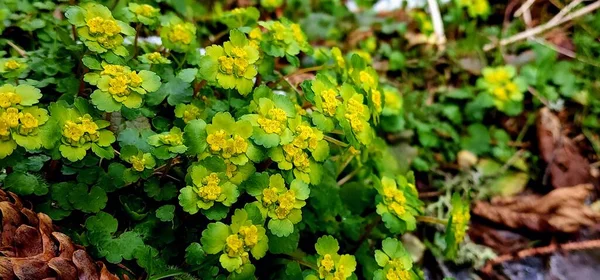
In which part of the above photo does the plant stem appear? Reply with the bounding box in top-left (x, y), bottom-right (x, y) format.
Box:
top-left (283, 65), bottom-right (328, 79)
top-left (337, 168), bottom-right (360, 186)
top-left (415, 215), bottom-right (447, 225)
top-left (324, 135), bottom-right (349, 147)
top-left (133, 23), bottom-right (141, 58)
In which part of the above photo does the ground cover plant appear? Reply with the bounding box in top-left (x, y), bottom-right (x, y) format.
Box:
top-left (1, 0), bottom-right (600, 279)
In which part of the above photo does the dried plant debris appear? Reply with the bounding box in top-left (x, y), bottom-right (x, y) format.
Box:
top-left (537, 108), bottom-right (591, 188)
top-left (472, 184), bottom-right (599, 233)
top-left (0, 189), bottom-right (120, 280)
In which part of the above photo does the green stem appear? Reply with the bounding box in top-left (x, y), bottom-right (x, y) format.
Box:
top-left (337, 167), bottom-right (361, 186)
top-left (416, 215), bottom-right (447, 225)
top-left (324, 135), bottom-right (348, 147)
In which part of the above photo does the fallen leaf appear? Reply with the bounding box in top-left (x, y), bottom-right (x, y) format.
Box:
top-left (537, 108), bottom-right (590, 188)
top-left (472, 184), bottom-right (598, 233)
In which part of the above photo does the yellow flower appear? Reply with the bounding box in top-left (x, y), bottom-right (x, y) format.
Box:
top-left (169, 24), bottom-right (193, 45)
top-left (4, 60), bottom-right (21, 71)
top-left (232, 135), bottom-right (248, 154)
top-left (372, 89), bottom-right (382, 113)
top-left (134, 4), bottom-right (158, 17)
top-left (101, 64), bottom-right (127, 76)
top-left (359, 71), bottom-right (375, 88)
top-left (218, 56), bottom-right (235, 74)
top-left (0, 91), bottom-right (22, 108)
top-left (321, 88), bottom-right (340, 117)
top-left (262, 187), bottom-right (279, 205)
top-left (198, 182), bottom-right (222, 201)
top-left (129, 72), bottom-right (142, 87)
top-left (239, 225), bottom-right (259, 247)
top-left (207, 130), bottom-right (227, 151)
top-left (182, 105), bottom-right (201, 123)
top-left (18, 112), bottom-right (38, 134)
top-left (275, 190), bottom-right (296, 219)
top-left (87, 17), bottom-right (120, 36)
top-left (225, 234), bottom-right (244, 257)
top-left (257, 108), bottom-right (287, 134)
top-left (345, 98), bottom-right (367, 132)
top-left (291, 23), bottom-right (305, 42)
top-left (160, 132), bottom-right (183, 146)
top-left (0, 118), bottom-right (9, 137)
top-left (386, 267), bottom-right (411, 280)
top-left (319, 254), bottom-right (335, 278)
top-left (130, 155), bottom-right (146, 172)
top-left (63, 121), bottom-right (85, 142)
top-left (78, 115), bottom-right (99, 135)
top-left (484, 67), bottom-right (510, 85)
top-left (108, 74), bottom-right (131, 97)
top-left (451, 207), bottom-right (470, 242)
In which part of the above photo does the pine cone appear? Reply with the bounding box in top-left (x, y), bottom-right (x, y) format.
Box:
top-left (0, 189), bottom-right (121, 280)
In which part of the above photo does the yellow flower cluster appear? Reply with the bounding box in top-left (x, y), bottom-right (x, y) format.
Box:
top-left (249, 27), bottom-right (262, 49)
top-left (159, 132), bottom-right (183, 146)
top-left (197, 173), bottom-right (222, 201)
top-left (182, 105), bottom-right (201, 123)
top-left (0, 91), bottom-right (22, 108)
top-left (62, 115), bottom-right (100, 144)
top-left (345, 98), bottom-right (367, 132)
top-left (261, 186), bottom-right (297, 219)
top-left (206, 129), bottom-right (248, 159)
top-left (4, 59), bottom-right (21, 71)
top-left (451, 207), bottom-right (470, 243)
top-left (458, 0), bottom-right (490, 17)
top-left (359, 70), bottom-right (376, 89)
top-left (107, 71), bottom-right (142, 101)
top-left (318, 254), bottom-right (349, 280)
top-left (168, 23), bottom-right (194, 45)
top-left (484, 68), bottom-right (518, 101)
top-left (225, 225), bottom-right (259, 257)
top-left (0, 108), bottom-right (38, 137)
top-left (385, 267), bottom-right (411, 280)
top-left (87, 16), bottom-right (121, 36)
top-left (319, 254), bottom-right (335, 278)
top-left (130, 155), bottom-right (147, 172)
top-left (371, 89), bottom-right (382, 114)
top-left (320, 88), bottom-right (340, 117)
top-left (257, 108), bottom-right (287, 134)
top-left (134, 4), bottom-right (158, 17)
top-left (283, 144), bottom-right (310, 172)
top-left (382, 181), bottom-right (407, 217)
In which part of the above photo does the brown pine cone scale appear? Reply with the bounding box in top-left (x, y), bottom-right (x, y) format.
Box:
top-left (0, 189), bottom-right (121, 280)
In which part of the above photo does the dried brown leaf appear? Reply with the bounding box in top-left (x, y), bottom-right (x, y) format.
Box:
top-left (473, 184), bottom-right (599, 232)
top-left (537, 108), bottom-right (591, 188)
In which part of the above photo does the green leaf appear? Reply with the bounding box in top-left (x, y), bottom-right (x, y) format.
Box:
top-left (91, 90), bottom-right (122, 112)
top-left (201, 222), bottom-right (229, 254)
top-left (178, 186), bottom-right (199, 214)
top-left (156, 205), bottom-right (176, 222)
top-left (85, 211), bottom-right (118, 235)
top-left (315, 235), bottom-right (339, 256)
top-left (185, 242), bottom-right (206, 266)
top-left (68, 184), bottom-right (108, 213)
top-left (268, 229), bottom-right (299, 254)
top-left (268, 219), bottom-right (294, 237)
top-left (183, 119), bottom-right (207, 156)
top-left (4, 172), bottom-right (42, 196)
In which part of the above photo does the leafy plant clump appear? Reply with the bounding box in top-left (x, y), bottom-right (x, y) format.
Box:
top-left (0, 1), bottom-right (475, 280)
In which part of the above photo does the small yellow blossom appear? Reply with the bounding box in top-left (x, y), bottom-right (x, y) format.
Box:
top-left (130, 155), bottom-right (146, 172)
top-left (225, 234), bottom-right (244, 257)
top-left (0, 91), bottom-right (22, 108)
top-left (239, 225), bottom-right (259, 247)
top-left (319, 254), bottom-right (335, 278)
top-left (63, 121), bottom-right (85, 142)
top-left (169, 24), bottom-right (193, 45)
top-left (4, 60), bottom-right (21, 71)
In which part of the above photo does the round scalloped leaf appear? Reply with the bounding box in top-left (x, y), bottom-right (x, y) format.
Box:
top-left (268, 219), bottom-right (294, 237)
top-left (91, 90), bottom-right (122, 112)
top-left (200, 222), bottom-right (229, 254)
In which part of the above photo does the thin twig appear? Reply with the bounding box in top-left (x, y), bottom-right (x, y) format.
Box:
top-left (484, 239), bottom-right (600, 272)
top-left (485, 0), bottom-right (600, 51)
top-left (416, 215), bottom-right (447, 225)
top-left (283, 65), bottom-right (327, 80)
top-left (548, 0), bottom-right (584, 25)
top-left (427, 0), bottom-right (446, 45)
top-left (337, 168), bottom-right (360, 186)
top-left (514, 0), bottom-right (537, 17)
top-left (324, 135), bottom-right (349, 147)
top-left (6, 41), bottom-right (27, 57)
